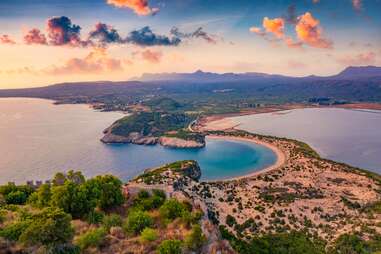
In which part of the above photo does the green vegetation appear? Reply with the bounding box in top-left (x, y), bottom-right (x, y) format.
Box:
top-left (102, 214), bottom-right (123, 229)
top-left (163, 129), bottom-right (205, 143)
top-left (0, 170), bottom-right (206, 253)
top-left (75, 227), bottom-right (107, 250)
top-left (0, 183), bottom-right (34, 205)
top-left (110, 111), bottom-right (195, 137)
top-left (140, 227), bottom-right (158, 242)
top-left (143, 97), bottom-right (183, 112)
top-left (184, 224), bottom-right (206, 252)
top-left (124, 210), bottom-right (153, 235)
top-left (329, 233), bottom-right (381, 254)
top-left (220, 226), bottom-right (326, 254)
top-left (159, 198), bottom-right (191, 221)
top-left (135, 160), bottom-right (200, 185)
top-left (158, 239), bottom-right (183, 254)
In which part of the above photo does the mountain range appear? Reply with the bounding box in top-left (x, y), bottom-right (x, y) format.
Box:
top-left (134, 66), bottom-right (381, 83)
top-left (0, 66), bottom-right (380, 107)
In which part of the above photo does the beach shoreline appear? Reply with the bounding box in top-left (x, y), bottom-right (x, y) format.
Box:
top-left (206, 135), bottom-right (287, 182)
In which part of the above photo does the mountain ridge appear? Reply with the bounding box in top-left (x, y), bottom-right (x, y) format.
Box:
top-left (133, 66), bottom-right (381, 82)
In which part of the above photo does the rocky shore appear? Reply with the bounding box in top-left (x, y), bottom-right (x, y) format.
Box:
top-left (101, 127), bottom-right (205, 148)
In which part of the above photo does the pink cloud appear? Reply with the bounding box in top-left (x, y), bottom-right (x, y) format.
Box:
top-left (140, 49), bottom-right (162, 63)
top-left (106, 0), bottom-right (159, 16)
top-left (263, 17), bottom-right (285, 38)
top-left (45, 48), bottom-right (123, 75)
top-left (0, 35), bottom-right (16, 45)
top-left (24, 29), bottom-right (47, 45)
top-left (295, 12), bottom-right (333, 49)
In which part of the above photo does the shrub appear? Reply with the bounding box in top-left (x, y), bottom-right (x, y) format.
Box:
top-left (27, 184), bottom-right (52, 208)
top-left (75, 227), bottom-right (107, 250)
top-left (329, 233), bottom-right (377, 254)
top-left (86, 175), bottom-right (124, 210)
top-left (5, 191), bottom-right (27, 205)
top-left (124, 210), bottom-right (153, 235)
top-left (45, 244), bottom-right (81, 254)
top-left (0, 220), bottom-right (31, 241)
top-left (102, 214), bottom-right (123, 230)
top-left (140, 228), bottom-right (158, 243)
top-left (226, 215), bottom-right (236, 227)
top-left (19, 207), bottom-right (74, 246)
top-left (86, 210), bottom-right (105, 225)
top-left (50, 181), bottom-right (98, 219)
top-left (0, 184), bottom-right (34, 205)
top-left (184, 224), bottom-right (206, 251)
top-left (157, 239), bottom-right (182, 254)
top-left (133, 189), bottom-right (166, 211)
top-left (159, 199), bottom-right (188, 221)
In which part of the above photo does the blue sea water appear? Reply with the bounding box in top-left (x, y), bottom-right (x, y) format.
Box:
top-left (0, 98), bottom-right (276, 184)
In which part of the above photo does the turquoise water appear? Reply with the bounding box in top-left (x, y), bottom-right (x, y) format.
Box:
top-left (0, 98), bottom-right (276, 184)
top-left (231, 108), bottom-right (381, 174)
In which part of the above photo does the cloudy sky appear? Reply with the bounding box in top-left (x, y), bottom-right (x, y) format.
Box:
top-left (0, 0), bottom-right (380, 88)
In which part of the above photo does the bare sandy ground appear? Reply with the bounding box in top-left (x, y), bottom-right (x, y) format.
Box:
top-left (207, 135), bottom-right (287, 181)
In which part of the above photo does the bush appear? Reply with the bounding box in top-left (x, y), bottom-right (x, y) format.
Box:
top-left (133, 189), bottom-right (166, 211)
top-left (5, 191), bottom-right (27, 205)
top-left (0, 220), bottom-right (31, 241)
top-left (50, 181), bottom-right (98, 219)
top-left (140, 228), bottom-right (158, 243)
top-left (124, 210), bottom-right (153, 235)
top-left (75, 227), bottom-right (106, 250)
top-left (86, 175), bottom-right (124, 210)
top-left (102, 214), bottom-right (123, 230)
top-left (329, 234), bottom-right (377, 254)
top-left (0, 184), bottom-right (34, 205)
top-left (27, 184), bottom-right (52, 208)
top-left (44, 243), bottom-right (81, 254)
top-left (19, 207), bottom-right (74, 246)
top-left (159, 199), bottom-right (188, 221)
top-left (86, 210), bottom-right (105, 225)
top-left (158, 239), bottom-right (182, 254)
top-left (226, 215), bottom-right (236, 227)
top-left (185, 224), bottom-right (206, 251)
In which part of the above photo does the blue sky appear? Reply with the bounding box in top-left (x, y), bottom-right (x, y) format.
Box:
top-left (0, 0), bottom-right (380, 87)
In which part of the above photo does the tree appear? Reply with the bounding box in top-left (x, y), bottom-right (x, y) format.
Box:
top-left (124, 210), bottom-right (153, 235)
top-left (5, 191), bottom-right (27, 205)
top-left (28, 184), bottom-right (52, 208)
top-left (0, 183), bottom-right (34, 205)
top-left (50, 181), bottom-right (97, 219)
top-left (19, 207), bottom-right (74, 246)
top-left (158, 240), bottom-right (182, 254)
top-left (86, 175), bottom-right (124, 210)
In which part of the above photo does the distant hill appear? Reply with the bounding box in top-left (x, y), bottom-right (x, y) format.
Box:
top-left (133, 70), bottom-right (290, 83)
top-left (0, 66), bottom-right (380, 110)
top-left (332, 66), bottom-right (381, 79)
top-left (134, 66), bottom-right (381, 82)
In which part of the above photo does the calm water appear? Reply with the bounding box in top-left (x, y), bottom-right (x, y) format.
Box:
top-left (0, 98), bottom-right (276, 184)
top-left (231, 108), bottom-right (381, 174)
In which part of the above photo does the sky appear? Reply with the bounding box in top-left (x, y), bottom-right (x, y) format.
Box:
top-left (0, 0), bottom-right (380, 88)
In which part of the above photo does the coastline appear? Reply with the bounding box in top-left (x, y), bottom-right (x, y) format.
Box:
top-left (206, 135), bottom-right (287, 181)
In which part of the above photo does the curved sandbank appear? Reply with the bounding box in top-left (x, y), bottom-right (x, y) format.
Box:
top-left (206, 135), bottom-right (287, 181)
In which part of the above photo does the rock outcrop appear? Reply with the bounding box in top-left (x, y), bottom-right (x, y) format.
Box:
top-left (159, 136), bottom-right (205, 148)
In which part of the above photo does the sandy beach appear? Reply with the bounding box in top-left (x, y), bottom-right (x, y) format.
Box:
top-left (206, 135), bottom-right (287, 181)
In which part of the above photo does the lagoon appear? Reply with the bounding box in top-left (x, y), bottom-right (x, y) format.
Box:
top-left (0, 98), bottom-right (276, 184)
top-left (231, 108), bottom-right (381, 174)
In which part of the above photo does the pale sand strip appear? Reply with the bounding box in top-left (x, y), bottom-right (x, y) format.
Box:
top-left (206, 135), bottom-right (287, 181)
